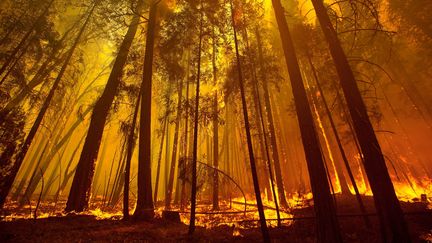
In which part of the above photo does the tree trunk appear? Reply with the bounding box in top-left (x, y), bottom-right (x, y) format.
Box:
top-left (41, 139), bottom-right (71, 199)
top-left (108, 143), bottom-right (127, 207)
top-left (65, 1), bottom-right (142, 212)
top-left (229, 1), bottom-right (270, 241)
top-left (211, 28), bottom-right (219, 210)
top-left (154, 116), bottom-right (168, 203)
top-left (270, 0), bottom-right (342, 242)
top-left (304, 72), bottom-right (350, 195)
top-left (179, 52), bottom-right (190, 210)
top-left (255, 28), bottom-right (289, 207)
top-left (310, 1), bottom-right (410, 241)
top-left (307, 54), bottom-right (371, 226)
top-left (241, 22), bottom-right (272, 201)
top-left (123, 92), bottom-right (141, 219)
top-left (252, 64), bottom-right (281, 227)
top-left (165, 79), bottom-right (184, 209)
top-left (134, 2), bottom-right (158, 219)
top-left (188, 5), bottom-right (203, 234)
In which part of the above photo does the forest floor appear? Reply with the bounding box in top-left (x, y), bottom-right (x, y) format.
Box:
top-left (1, 195), bottom-right (431, 242)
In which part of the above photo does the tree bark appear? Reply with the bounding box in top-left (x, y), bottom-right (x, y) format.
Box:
top-left (252, 61), bottom-right (281, 227)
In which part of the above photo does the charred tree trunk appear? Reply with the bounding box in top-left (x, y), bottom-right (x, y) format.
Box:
top-left (242, 23), bottom-right (280, 222)
top-left (240, 22), bottom-right (272, 201)
top-left (230, 1), bottom-right (270, 241)
top-left (310, 1), bottom-right (410, 241)
top-left (154, 116), bottom-right (168, 203)
top-left (252, 64), bottom-right (281, 227)
top-left (66, 1), bottom-right (142, 212)
top-left (41, 140), bottom-right (71, 199)
top-left (165, 79), bottom-right (184, 209)
top-left (307, 54), bottom-right (371, 227)
top-left (270, 0), bottom-right (342, 242)
top-left (188, 4), bottom-right (203, 234)
top-left (180, 54), bottom-right (190, 210)
top-left (336, 89), bottom-right (371, 192)
top-left (123, 92), bottom-right (141, 219)
top-left (251, 86), bottom-right (272, 201)
top-left (134, 2), bottom-right (158, 219)
top-left (255, 28), bottom-right (289, 208)
top-left (211, 28), bottom-right (219, 211)
top-left (304, 73), bottom-right (350, 195)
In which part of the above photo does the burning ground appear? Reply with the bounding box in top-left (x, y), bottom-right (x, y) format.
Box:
top-left (1, 195), bottom-right (431, 242)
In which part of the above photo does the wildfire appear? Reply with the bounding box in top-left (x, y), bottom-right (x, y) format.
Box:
top-left (176, 193), bottom-right (315, 231)
top-left (392, 176), bottom-right (432, 203)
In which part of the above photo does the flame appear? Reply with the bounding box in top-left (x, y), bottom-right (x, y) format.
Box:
top-left (233, 228), bottom-right (242, 236)
top-left (392, 175), bottom-right (432, 203)
top-left (88, 208), bottom-right (122, 220)
top-left (178, 196), bottom-right (296, 229)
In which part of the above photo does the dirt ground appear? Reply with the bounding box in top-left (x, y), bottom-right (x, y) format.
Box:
top-left (1, 196), bottom-right (431, 242)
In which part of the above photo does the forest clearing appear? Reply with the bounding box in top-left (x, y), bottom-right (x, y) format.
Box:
top-left (0, 0), bottom-right (431, 242)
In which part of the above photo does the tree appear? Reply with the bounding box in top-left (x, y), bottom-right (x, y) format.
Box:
top-left (0, 0), bottom-right (55, 80)
top-left (66, 0), bottom-right (144, 212)
top-left (165, 77), bottom-right (184, 209)
top-left (134, 0), bottom-right (159, 219)
top-left (211, 27), bottom-right (219, 210)
top-left (270, 0), bottom-right (342, 242)
top-left (0, 1), bottom-right (97, 208)
top-left (255, 28), bottom-right (289, 207)
top-left (188, 0), bottom-right (203, 234)
top-left (123, 91), bottom-right (141, 218)
top-left (310, 0), bottom-right (411, 241)
top-left (0, 21), bottom-right (78, 117)
top-left (229, 0), bottom-right (269, 241)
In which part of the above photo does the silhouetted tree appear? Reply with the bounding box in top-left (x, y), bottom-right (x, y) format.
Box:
top-left (66, 0), bottom-right (144, 212)
top-left (310, 0), bottom-right (411, 241)
top-left (270, 0), bottom-right (342, 242)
